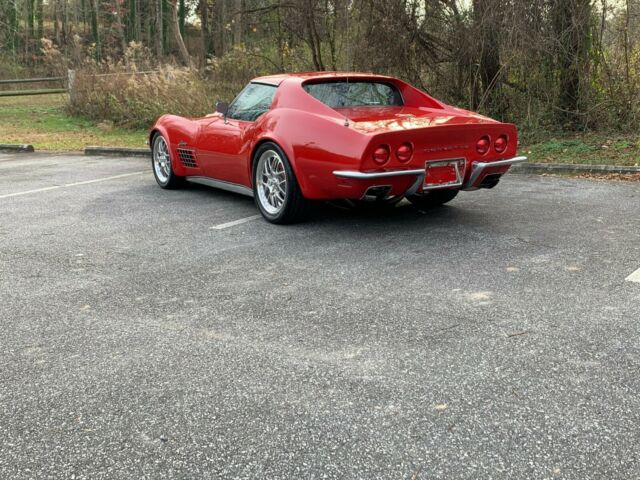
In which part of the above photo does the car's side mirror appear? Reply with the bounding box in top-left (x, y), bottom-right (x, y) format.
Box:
top-left (216, 101), bottom-right (229, 116)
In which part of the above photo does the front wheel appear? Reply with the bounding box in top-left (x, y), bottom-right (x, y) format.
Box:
top-left (152, 133), bottom-right (184, 189)
top-left (253, 143), bottom-right (309, 224)
top-left (407, 189), bottom-right (459, 209)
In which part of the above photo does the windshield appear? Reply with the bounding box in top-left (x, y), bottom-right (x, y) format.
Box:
top-left (303, 81), bottom-right (403, 108)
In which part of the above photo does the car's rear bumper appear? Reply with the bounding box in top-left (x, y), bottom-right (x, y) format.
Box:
top-left (332, 156), bottom-right (527, 197)
top-left (462, 156), bottom-right (528, 190)
top-left (333, 169), bottom-right (426, 180)
top-left (333, 168), bottom-right (426, 197)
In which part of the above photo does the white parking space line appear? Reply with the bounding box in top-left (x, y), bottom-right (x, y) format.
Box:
top-left (0, 171), bottom-right (147, 200)
top-left (626, 268), bottom-right (640, 283)
top-left (210, 214), bottom-right (262, 230)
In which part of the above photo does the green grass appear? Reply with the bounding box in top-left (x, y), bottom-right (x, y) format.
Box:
top-left (0, 94), bottom-right (147, 151)
top-left (522, 135), bottom-right (640, 166)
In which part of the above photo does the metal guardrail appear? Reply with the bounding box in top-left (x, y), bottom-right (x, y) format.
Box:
top-left (0, 77), bottom-right (65, 85)
top-left (0, 70), bottom-right (163, 98)
top-left (0, 75), bottom-right (67, 97)
top-left (0, 89), bottom-right (67, 97)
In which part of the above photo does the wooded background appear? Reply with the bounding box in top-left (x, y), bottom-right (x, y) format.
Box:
top-left (1, 0), bottom-right (639, 136)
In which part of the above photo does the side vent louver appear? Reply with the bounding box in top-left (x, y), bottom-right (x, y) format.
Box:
top-left (177, 148), bottom-right (197, 168)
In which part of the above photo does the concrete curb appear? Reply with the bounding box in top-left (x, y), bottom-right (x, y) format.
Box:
top-left (510, 162), bottom-right (640, 175)
top-left (84, 146), bottom-right (150, 157)
top-left (0, 144), bottom-right (35, 153)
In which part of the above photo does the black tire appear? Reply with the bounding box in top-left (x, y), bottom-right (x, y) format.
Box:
top-left (252, 142), bottom-right (310, 224)
top-left (407, 189), bottom-right (459, 209)
top-left (151, 133), bottom-right (184, 189)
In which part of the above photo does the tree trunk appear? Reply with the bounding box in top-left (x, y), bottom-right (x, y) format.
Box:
top-left (127, 0), bottom-right (138, 41)
top-left (305, 0), bottom-right (324, 70)
top-left (218, 0), bottom-right (226, 54)
top-left (27, 0), bottom-right (35, 38)
top-left (168, 0), bottom-right (191, 66)
top-left (276, 0), bottom-right (284, 70)
top-left (200, 0), bottom-right (213, 60)
top-left (179, 0), bottom-right (186, 37)
top-left (136, 0), bottom-right (142, 43)
top-left (233, 0), bottom-right (245, 46)
top-left (81, 0), bottom-right (87, 35)
top-left (114, 0), bottom-right (128, 57)
top-left (472, 0), bottom-right (503, 112)
top-left (26, 0), bottom-right (35, 56)
top-left (90, 0), bottom-right (101, 61)
top-left (54, 0), bottom-right (60, 43)
top-left (155, 0), bottom-right (164, 57)
top-left (552, 0), bottom-right (592, 126)
top-left (61, 0), bottom-right (69, 45)
top-left (8, 0), bottom-right (18, 54)
top-left (162, 0), bottom-right (170, 54)
top-left (36, 0), bottom-right (43, 39)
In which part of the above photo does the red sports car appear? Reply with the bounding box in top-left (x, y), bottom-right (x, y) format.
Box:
top-left (149, 72), bottom-right (526, 224)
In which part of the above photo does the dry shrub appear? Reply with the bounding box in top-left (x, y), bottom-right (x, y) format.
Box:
top-left (40, 39), bottom-right (66, 77)
top-left (69, 66), bottom-right (210, 129)
top-left (68, 67), bottom-right (215, 129)
top-left (67, 43), bottom-right (257, 129)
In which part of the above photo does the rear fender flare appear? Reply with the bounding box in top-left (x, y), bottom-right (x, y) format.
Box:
top-left (250, 137), bottom-right (307, 194)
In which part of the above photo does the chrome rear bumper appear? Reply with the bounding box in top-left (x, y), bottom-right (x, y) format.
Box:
top-left (333, 156), bottom-right (527, 194)
top-left (333, 169), bottom-right (425, 180)
top-left (333, 168), bottom-right (426, 196)
top-left (462, 156), bottom-right (528, 190)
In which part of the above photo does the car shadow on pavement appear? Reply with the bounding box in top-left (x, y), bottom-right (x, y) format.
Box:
top-left (183, 181), bottom-right (483, 228)
top-left (308, 200), bottom-right (475, 226)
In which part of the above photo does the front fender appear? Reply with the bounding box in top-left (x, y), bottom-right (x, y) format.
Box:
top-left (150, 115), bottom-right (201, 177)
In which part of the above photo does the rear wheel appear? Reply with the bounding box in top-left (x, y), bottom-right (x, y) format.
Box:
top-left (253, 143), bottom-right (309, 224)
top-left (152, 133), bottom-right (184, 189)
top-left (407, 189), bottom-right (459, 209)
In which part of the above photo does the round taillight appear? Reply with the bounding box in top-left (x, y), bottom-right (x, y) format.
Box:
top-left (476, 136), bottom-right (491, 155)
top-left (396, 143), bottom-right (413, 162)
top-left (373, 145), bottom-right (390, 165)
top-left (495, 135), bottom-right (508, 153)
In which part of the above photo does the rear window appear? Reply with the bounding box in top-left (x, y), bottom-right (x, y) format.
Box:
top-left (303, 81), bottom-right (403, 108)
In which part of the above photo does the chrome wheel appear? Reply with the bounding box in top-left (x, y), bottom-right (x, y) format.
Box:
top-left (256, 149), bottom-right (287, 216)
top-left (153, 135), bottom-right (171, 184)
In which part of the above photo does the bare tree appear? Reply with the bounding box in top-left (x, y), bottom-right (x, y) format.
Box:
top-left (199, 0), bottom-right (214, 60)
top-left (168, 0), bottom-right (191, 65)
top-left (552, 0), bottom-right (592, 124)
top-left (155, 0), bottom-right (164, 57)
top-left (472, 0), bottom-right (504, 112)
top-left (89, 0), bottom-right (101, 61)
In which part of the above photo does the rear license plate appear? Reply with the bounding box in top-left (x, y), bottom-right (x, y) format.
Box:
top-left (424, 159), bottom-right (465, 190)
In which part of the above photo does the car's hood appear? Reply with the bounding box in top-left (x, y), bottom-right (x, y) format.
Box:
top-left (335, 106), bottom-right (499, 134)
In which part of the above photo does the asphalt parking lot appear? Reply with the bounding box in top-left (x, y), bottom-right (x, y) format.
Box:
top-left (1, 152), bottom-right (639, 479)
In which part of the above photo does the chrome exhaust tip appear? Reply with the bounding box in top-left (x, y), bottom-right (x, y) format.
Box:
top-left (361, 185), bottom-right (392, 201)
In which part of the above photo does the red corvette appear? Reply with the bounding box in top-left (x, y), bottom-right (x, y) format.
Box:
top-left (150, 72), bottom-right (526, 224)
